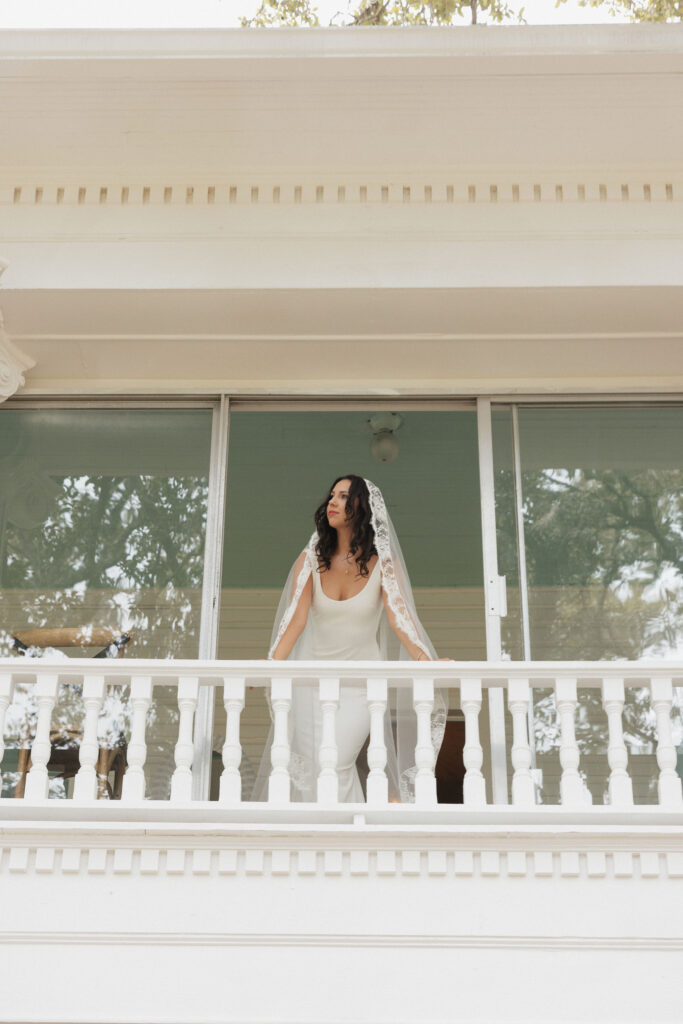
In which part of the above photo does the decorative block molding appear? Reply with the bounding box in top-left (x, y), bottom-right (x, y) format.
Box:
top-left (2, 844), bottom-right (683, 880)
top-left (1, 180), bottom-right (679, 208)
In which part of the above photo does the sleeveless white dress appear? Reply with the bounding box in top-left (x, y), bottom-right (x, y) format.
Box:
top-left (291, 561), bottom-right (383, 802)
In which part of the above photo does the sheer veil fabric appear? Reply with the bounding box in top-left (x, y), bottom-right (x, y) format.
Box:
top-left (253, 479), bottom-right (447, 803)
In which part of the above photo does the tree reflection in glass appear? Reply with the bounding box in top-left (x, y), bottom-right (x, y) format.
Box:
top-left (494, 406), bottom-right (683, 804)
top-left (0, 410), bottom-right (212, 799)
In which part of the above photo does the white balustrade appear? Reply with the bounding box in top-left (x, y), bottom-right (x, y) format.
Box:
top-left (2, 660), bottom-right (682, 817)
top-left (317, 677), bottom-right (340, 805)
top-left (268, 677), bottom-right (292, 804)
top-left (171, 676), bottom-right (200, 803)
top-left (555, 677), bottom-right (591, 808)
top-left (650, 678), bottom-right (683, 808)
top-left (121, 676), bottom-right (153, 802)
top-left (73, 676), bottom-right (106, 803)
top-left (413, 677), bottom-right (437, 807)
top-left (366, 677), bottom-right (388, 805)
top-left (24, 674), bottom-right (60, 800)
top-left (0, 673), bottom-right (14, 783)
top-left (601, 677), bottom-right (633, 807)
top-left (461, 678), bottom-right (486, 807)
top-left (508, 678), bottom-right (535, 807)
top-left (220, 676), bottom-right (245, 804)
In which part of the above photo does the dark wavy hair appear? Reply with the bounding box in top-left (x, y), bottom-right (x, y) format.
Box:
top-left (314, 475), bottom-right (376, 578)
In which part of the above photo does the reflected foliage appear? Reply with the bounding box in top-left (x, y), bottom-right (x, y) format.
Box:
top-left (1, 470), bottom-right (208, 798)
top-left (496, 466), bottom-right (683, 660)
top-left (496, 463), bottom-right (683, 794)
top-left (1, 474), bottom-right (208, 658)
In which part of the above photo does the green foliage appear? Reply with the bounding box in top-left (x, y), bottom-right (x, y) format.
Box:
top-left (243, 0), bottom-right (523, 27)
top-left (496, 465), bottom-right (683, 661)
top-left (243, 0), bottom-right (683, 24)
top-left (1, 473), bottom-right (209, 660)
top-left (556, 0), bottom-right (683, 21)
top-left (242, 0), bottom-right (320, 25)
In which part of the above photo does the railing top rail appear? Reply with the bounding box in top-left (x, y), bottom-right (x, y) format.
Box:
top-left (1, 657), bottom-right (682, 687)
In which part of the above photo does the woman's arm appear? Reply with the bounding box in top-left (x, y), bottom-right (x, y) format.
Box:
top-left (270, 552), bottom-right (313, 660)
top-left (381, 586), bottom-right (431, 662)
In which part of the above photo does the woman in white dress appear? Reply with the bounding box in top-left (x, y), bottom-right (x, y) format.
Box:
top-left (261, 475), bottom-right (445, 804)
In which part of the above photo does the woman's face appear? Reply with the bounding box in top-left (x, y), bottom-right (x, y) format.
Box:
top-left (326, 478), bottom-right (354, 528)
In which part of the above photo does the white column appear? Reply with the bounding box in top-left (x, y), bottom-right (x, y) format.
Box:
top-left (73, 676), bottom-right (106, 803)
top-left (555, 677), bottom-right (591, 808)
top-left (171, 676), bottom-right (200, 803)
top-left (461, 678), bottom-right (486, 807)
top-left (601, 677), bottom-right (633, 808)
top-left (317, 677), bottom-right (340, 805)
top-left (220, 677), bottom-right (245, 804)
top-left (0, 674), bottom-right (14, 786)
top-left (413, 677), bottom-right (437, 807)
top-left (24, 674), bottom-right (60, 800)
top-left (508, 678), bottom-right (535, 807)
top-left (268, 677), bottom-right (292, 805)
top-left (650, 678), bottom-right (683, 808)
top-left (366, 678), bottom-right (388, 806)
top-left (121, 676), bottom-right (153, 802)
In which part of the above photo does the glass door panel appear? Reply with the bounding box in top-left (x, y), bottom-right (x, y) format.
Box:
top-left (493, 403), bottom-right (683, 804)
top-left (0, 408), bottom-right (213, 798)
top-left (214, 408), bottom-right (486, 800)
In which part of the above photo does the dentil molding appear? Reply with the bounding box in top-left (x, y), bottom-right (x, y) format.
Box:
top-left (1, 844), bottom-right (683, 881)
top-left (1, 180), bottom-right (679, 208)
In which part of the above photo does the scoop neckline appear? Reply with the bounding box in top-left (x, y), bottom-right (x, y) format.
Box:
top-left (318, 559), bottom-right (380, 603)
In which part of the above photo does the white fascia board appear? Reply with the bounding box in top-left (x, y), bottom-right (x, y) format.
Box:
top-left (1, 24), bottom-right (683, 66)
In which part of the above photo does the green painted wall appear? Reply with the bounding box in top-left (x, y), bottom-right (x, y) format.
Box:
top-left (222, 411), bottom-right (484, 589)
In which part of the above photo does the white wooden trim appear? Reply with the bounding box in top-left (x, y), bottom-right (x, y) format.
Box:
top-left (192, 395), bottom-right (230, 800)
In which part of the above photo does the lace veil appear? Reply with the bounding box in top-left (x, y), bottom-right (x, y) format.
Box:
top-left (256, 479), bottom-right (446, 802)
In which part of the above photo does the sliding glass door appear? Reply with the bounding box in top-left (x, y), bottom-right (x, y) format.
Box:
top-left (0, 407), bottom-right (213, 798)
top-left (492, 404), bottom-right (683, 803)
top-left (214, 406), bottom-right (487, 800)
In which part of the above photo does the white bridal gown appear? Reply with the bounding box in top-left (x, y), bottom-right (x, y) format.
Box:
top-left (290, 561), bottom-right (384, 802)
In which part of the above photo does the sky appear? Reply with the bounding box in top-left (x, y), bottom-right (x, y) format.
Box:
top-left (0, 0), bottom-right (631, 29)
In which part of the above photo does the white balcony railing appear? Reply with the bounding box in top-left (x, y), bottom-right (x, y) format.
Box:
top-left (1, 659), bottom-right (682, 823)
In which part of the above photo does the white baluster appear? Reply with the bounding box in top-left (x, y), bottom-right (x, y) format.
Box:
top-left (268, 677), bottom-right (292, 804)
top-left (413, 677), bottom-right (437, 807)
top-left (73, 676), bottom-right (106, 803)
top-left (220, 677), bottom-right (245, 804)
top-left (317, 677), bottom-right (340, 805)
top-left (0, 674), bottom-right (14, 789)
top-left (171, 676), bottom-right (200, 803)
top-left (461, 678), bottom-right (486, 807)
top-left (555, 677), bottom-right (591, 808)
top-left (508, 678), bottom-right (535, 807)
top-left (650, 678), bottom-right (683, 808)
top-left (366, 678), bottom-right (388, 806)
top-left (24, 674), bottom-right (60, 800)
top-left (121, 676), bottom-right (153, 802)
top-left (601, 677), bottom-right (633, 807)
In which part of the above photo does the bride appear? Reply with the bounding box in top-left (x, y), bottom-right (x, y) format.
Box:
top-left (261, 475), bottom-right (446, 803)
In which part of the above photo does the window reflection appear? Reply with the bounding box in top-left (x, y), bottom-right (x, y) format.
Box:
top-left (0, 409), bottom-right (212, 798)
top-left (494, 405), bottom-right (683, 804)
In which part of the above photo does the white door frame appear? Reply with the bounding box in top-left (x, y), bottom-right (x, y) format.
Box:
top-left (192, 394), bottom-right (231, 799)
top-left (476, 397), bottom-right (509, 804)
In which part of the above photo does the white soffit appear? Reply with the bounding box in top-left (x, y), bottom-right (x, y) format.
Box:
top-left (1, 26), bottom-right (683, 178)
top-left (5, 286), bottom-right (683, 340)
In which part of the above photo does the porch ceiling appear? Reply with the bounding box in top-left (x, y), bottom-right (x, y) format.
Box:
top-left (3, 286), bottom-right (683, 396)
